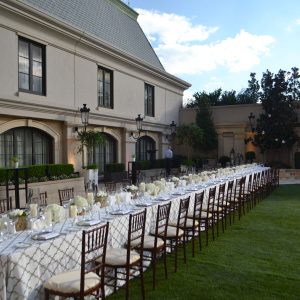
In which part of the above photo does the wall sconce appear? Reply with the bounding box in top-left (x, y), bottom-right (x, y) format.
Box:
top-left (248, 112), bottom-right (256, 132)
top-left (130, 114), bottom-right (144, 140)
top-left (166, 120), bottom-right (176, 142)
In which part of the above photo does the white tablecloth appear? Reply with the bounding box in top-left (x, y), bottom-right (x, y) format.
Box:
top-left (0, 165), bottom-right (266, 299)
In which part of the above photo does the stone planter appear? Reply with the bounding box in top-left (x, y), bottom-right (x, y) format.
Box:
top-left (81, 169), bottom-right (98, 185)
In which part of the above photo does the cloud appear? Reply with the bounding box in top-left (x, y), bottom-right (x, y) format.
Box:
top-left (136, 9), bottom-right (275, 75)
top-left (136, 9), bottom-right (218, 46)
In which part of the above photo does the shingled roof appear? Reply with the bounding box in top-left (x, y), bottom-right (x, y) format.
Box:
top-left (18, 0), bottom-right (165, 71)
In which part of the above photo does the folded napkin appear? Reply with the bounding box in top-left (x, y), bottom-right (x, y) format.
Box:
top-left (77, 220), bottom-right (102, 226)
top-left (37, 232), bottom-right (60, 240)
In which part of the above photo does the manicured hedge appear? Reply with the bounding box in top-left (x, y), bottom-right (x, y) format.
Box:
top-left (105, 163), bottom-right (125, 173)
top-left (0, 163), bottom-right (75, 185)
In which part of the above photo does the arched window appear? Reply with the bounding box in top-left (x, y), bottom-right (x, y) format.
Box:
top-left (136, 136), bottom-right (156, 161)
top-left (93, 133), bottom-right (117, 173)
top-left (0, 127), bottom-right (53, 167)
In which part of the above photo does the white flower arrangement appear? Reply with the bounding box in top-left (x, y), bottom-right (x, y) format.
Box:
top-left (97, 191), bottom-right (108, 197)
top-left (139, 182), bottom-right (146, 193)
top-left (8, 209), bottom-right (26, 219)
top-left (171, 176), bottom-right (180, 182)
top-left (74, 195), bottom-right (89, 208)
top-left (45, 204), bottom-right (65, 223)
top-left (145, 183), bottom-right (156, 195)
top-left (126, 185), bottom-right (138, 193)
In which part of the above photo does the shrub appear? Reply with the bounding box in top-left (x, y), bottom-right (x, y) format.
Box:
top-left (47, 164), bottom-right (74, 177)
top-left (86, 164), bottom-right (98, 170)
top-left (0, 163), bottom-right (76, 185)
top-left (105, 163), bottom-right (125, 173)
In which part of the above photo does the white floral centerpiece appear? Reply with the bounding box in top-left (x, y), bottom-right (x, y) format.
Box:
top-left (154, 180), bottom-right (166, 193)
top-left (171, 176), bottom-right (180, 187)
top-left (125, 184), bottom-right (139, 198)
top-left (8, 209), bottom-right (27, 231)
top-left (139, 182), bottom-right (146, 193)
top-left (95, 191), bottom-right (108, 207)
top-left (45, 204), bottom-right (65, 223)
top-left (74, 195), bottom-right (89, 214)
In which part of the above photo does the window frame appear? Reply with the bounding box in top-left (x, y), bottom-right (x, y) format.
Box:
top-left (0, 127), bottom-right (53, 167)
top-left (18, 37), bottom-right (46, 95)
top-left (136, 136), bottom-right (156, 161)
top-left (144, 83), bottom-right (155, 117)
top-left (97, 66), bottom-right (114, 109)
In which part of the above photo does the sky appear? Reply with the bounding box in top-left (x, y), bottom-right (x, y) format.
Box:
top-left (123, 0), bottom-right (300, 104)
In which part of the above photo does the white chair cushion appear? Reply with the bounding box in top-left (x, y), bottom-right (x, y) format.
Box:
top-left (44, 270), bottom-right (100, 294)
top-left (104, 248), bottom-right (140, 266)
top-left (160, 225), bottom-right (184, 238)
top-left (132, 235), bottom-right (164, 249)
top-left (173, 218), bottom-right (198, 228)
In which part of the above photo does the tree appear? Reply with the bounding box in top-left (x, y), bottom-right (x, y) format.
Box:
top-left (195, 97), bottom-right (218, 152)
top-left (254, 68), bottom-right (299, 153)
top-left (176, 124), bottom-right (203, 160)
top-left (76, 130), bottom-right (106, 166)
top-left (237, 72), bottom-right (260, 104)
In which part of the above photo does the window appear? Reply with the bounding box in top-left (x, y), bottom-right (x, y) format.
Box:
top-left (136, 136), bottom-right (156, 161)
top-left (18, 37), bottom-right (46, 95)
top-left (0, 127), bottom-right (53, 167)
top-left (98, 67), bottom-right (113, 108)
top-left (144, 83), bottom-right (155, 117)
top-left (93, 133), bottom-right (117, 172)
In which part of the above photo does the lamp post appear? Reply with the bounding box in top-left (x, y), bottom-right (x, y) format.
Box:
top-left (78, 104), bottom-right (90, 167)
top-left (130, 114), bottom-right (144, 140)
top-left (80, 103), bottom-right (90, 131)
top-left (166, 121), bottom-right (177, 142)
top-left (248, 112), bottom-right (256, 132)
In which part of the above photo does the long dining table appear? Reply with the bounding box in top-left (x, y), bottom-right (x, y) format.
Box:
top-left (0, 164), bottom-right (267, 300)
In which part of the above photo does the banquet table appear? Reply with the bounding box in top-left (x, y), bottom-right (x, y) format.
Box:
top-left (0, 165), bottom-right (267, 300)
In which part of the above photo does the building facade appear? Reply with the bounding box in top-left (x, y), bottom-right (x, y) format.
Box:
top-left (179, 104), bottom-right (300, 168)
top-left (0, 0), bottom-right (190, 173)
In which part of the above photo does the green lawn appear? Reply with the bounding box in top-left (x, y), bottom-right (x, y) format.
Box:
top-left (108, 185), bottom-right (300, 300)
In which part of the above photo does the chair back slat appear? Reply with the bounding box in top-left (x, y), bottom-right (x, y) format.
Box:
top-left (127, 209), bottom-right (147, 254)
top-left (193, 191), bottom-right (204, 220)
top-left (105, 182), bottom-right (116, 193)
top-left (155, 202), bottom-right (171, 239)
top-left (58, 188), bottom-right (74, 206)
top-left (39, 192), bottom-right (48, 206)
top-left (206, 186), bottom-right (216, 213)
top-left (177, 196), bottom-right (190, 229)
top-left (80, 222), bottom-right (109, 299)
top-left (0, 197), bottom-right (12, 213)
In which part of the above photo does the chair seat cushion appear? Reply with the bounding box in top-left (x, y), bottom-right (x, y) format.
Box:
top-left (132, 235), bottom-right (164, 249)
top-left (159, 225), bottom-right (184, 238)
top-left (44, 270), bottom-right (100, 294)
top-left (104, 248), bottom-right (140, 266)
top-left (171, 218), bottom-right (199, 228)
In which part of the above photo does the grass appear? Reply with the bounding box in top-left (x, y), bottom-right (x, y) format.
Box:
top-left (108, 185), bottom-right (300, 300)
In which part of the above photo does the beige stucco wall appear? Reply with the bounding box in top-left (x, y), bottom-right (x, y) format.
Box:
top-left (0, 3), bottom-right (189, 171)
top-left (179, 104), bottom-right (300, 167)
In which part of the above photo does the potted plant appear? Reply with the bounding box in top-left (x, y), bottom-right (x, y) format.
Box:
top-left (11, 156), bottom-right (19, 168)
top-left (132, 154), bottom-right (136, 162)
top-left (76, 130), bottom-right (105, 185)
